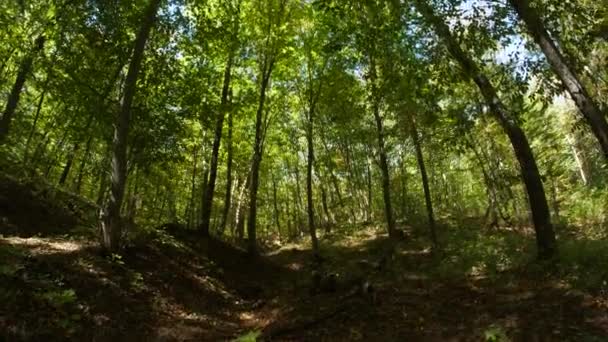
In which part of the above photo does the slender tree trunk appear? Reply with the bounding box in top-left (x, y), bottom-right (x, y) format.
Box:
top-left (410, 116), bottom-right (438, 247)
top-left (509, 0), bottom-right (608, 159)
top-left (466, 136), bottom-right (503, 226)
top-left (272, 174), bottom-right (281, 232)
top-left (248, 55), bottom-right (274, 254)
top-left (365, 156), bottom-right (373, 221)
top-left (414, 0), bottom-right (556, 258)
top-left (566, 133), bottom-right (589, 185)
top-left (305, 107), bottom-right (319, 256)
top-left (200, 51), bottom-right (235, 236)
top-left (23, 88), bottom-right (47, 162)
top-left (187, 147), bottom-right (199, 229)
top-left (220, 92), bottom-right (235, 233)
top-left (101, 0), bottom-right (160, 253)
top-left (369, 56), bottom-right (396, 237)
top-left (58, 142), bottom-right (80, 185)
top-left (236, 173), bottom-right (250, 242)
top-left (74, 136), bottom-right (93, 194)
top-left (0, 35), bottom-right (45, 143)
top-left (319, 128), bottom-right (345, 208)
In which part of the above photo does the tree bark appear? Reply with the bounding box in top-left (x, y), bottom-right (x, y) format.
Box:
top-left (74, 136), bottom-right (93, 194)
top-left (220, 91), bottom-right (235, 233)
top-left (414, 0), bottom-right (556, 258)
top-left (369, 56), bottom-right (396, 237)
top-left (508, 0), bottom-right (608, 159)
top-left (23, 88), bottom-right (47, 162)
top-left (248, 63), bottom-right (273, 255)
top-left (101, 0), bottom-right (160, 253)
top-left (410, 116), bottom-right (438, 247)
top-left (0, 35), bottom-right (45, 143)
top-left (306, 105), bottom-right (319, 255)
top-left (58, 142), bottom-right (80, 185)
top-left (200, 50), bottom-right (235, 236)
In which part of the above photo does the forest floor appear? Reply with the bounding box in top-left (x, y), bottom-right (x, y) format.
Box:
top-left (1, 174), bottom-right (608, 341)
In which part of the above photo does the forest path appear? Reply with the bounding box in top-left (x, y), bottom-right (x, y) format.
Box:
top-left (255, 227), bottom-right (608, 341)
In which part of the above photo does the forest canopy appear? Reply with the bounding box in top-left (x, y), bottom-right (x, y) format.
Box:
top-left (1, 0), bottom-right (607, 258)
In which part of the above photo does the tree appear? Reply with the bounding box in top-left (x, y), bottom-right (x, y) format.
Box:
top-left (0, 35), bottom-right (45, 143)
top-left (508, 0), bottom-right (608, 160)
top-left (200, 1), bottom-right (240, 237)
top-left (100, 0), bottom-right (161, 253)
top-left (413, 0), bottom-right (557, 259)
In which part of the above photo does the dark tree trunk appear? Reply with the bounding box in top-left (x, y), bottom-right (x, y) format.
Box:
top-left (74, 136), bottom-right (93, 194)
top-left (200, 51), bottom-right (235, 236)
top-left (369, 56), bottom-right (396, 237)
top-left (410, 116), bottom-right (438, 247)
top-left (23, 88), bottom-right (47, 162)
top-left (509, 0), bottom-right (608, 159)
top-left (59, 142), bottom-right (80, 185)
top-left (0, 35), bottom-right (45, 143)
top-left (248, 54), bottom-right (274, 254)
top-left (101, 0), bottom-right (160, 253)
top-left (414, 0), bottom-right (556, 259)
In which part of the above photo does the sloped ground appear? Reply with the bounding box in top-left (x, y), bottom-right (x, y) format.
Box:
top-left (261, 229), bottom-right (608, 341)
top-left (1, 174), bottom-right (608, 341)
top-left (0, 232), bottom-right (295, 341)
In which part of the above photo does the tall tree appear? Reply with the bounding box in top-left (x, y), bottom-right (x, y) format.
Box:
top-left (413, 0), bottom-right (557, 259)
top-left (100, 0), bottom-right (161, 253)
top-left (200, 13), bottom-right (239, 236)
top-left (0, 35), bottom-right (45, 143)
top-left (508, 0), bottom-right (608, 160)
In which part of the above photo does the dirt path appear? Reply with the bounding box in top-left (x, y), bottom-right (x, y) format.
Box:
top-left (257, 230), bottom-right (608, 341)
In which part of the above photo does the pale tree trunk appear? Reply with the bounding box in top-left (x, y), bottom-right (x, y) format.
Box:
top-left (200, 49), bottom-right (235, 236)
top-left (305, 106), bottom-right (319, 256)
top-left (101, 0), bottom-right (160, 253)
top-left (220, 91), bottom-right (235, 233)
top-left (0, 35), bottom-right (45, 143)
top-left (566, 133), bottom-right (590, 185)
top-left (410, 116), bottom-right (438, 248)
top-left (414, 0), bottom-right (556, 259)
top-left (272, 174), bottom-right (281, 233)
top-left (187, 147), bottom-right (199, 229)
top-left (509, 0), bottom-right (608, 159)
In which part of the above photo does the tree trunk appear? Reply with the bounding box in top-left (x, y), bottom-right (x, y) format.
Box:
top-left (187, 147), bottom-right (199, 229)
top-left (220, 91), bottom-right (235, 233)
top-left (369, 56), bottom-right (396, 237)
top-left (0, 35), bottom-right (45, 143)
top-left (200, 51), bottom-right (235, 236)
top-left (509, 0), bottom-right (608, 159)
top-left (101, 0), bottom-right (160, 253)
top-left (410, 116), bottom-right (438, 247)
top-left (23, 88), bottom-right (47, 162)
top-left (305, 107), bottom-right (319, 256)
top-left (235, 173), bottom-right (250, 241)
top-left (272, 174), bottom-right (281, 233)
top-left (567, 133), bottom-right (590, 185)
top-left (58, 142), bottom-right (80, 185)
top-left (414, 0), bottom-right (556, 258)
top-left (74, 136), bottom-right (93, 194)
